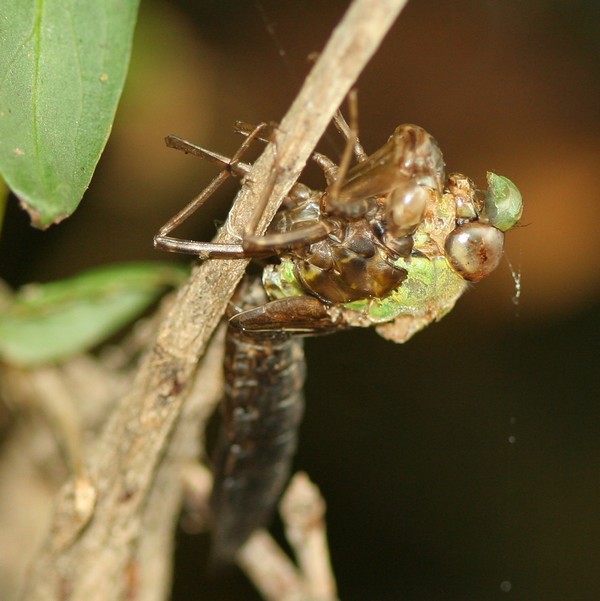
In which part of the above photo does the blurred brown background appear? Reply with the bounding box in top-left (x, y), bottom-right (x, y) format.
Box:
top-left (1, 1), bottom-right (598, 599)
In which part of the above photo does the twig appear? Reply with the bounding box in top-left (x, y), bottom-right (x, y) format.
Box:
top-left (20, 1), bottom-right (409, 599)
top-left (238, 531), bottom-right (306, 601)
top-left (238, 473), bottom-right (338, 601)
top-left (134, 326), bottom-right (225, 601)
top-left (280, 473), bottom-right (337, 601)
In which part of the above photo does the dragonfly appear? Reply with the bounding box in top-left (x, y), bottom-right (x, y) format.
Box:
top-left (154, 111), bottom-right (523, 561)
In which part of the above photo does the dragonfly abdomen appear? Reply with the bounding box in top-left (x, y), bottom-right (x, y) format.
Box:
top-left (210, 280), bottom-right (306, 562)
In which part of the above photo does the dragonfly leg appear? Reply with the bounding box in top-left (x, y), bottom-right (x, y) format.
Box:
top-left (241, 220), bottom-right (332, 255)
top-left (235, 98), bottom-right (370, 228)
top-left (236, 120), bottom-right (335, 175)
top-left (230, 295), bottom-right (345, 336)
top-left (156, 101), bottom-right (365, 260)
top-left (154, 123), bottom-right (277, 259)
top-left (235, 92), bottom-right (368, 190)
top-left (233, 120), bottom-right (278, 145)
top-left (234, 102), bottom-right (373, 254)
top-left (164, 135), bottom-right (251, 177)
top-left (324, 90), bottom-right (364, 213)
top-left (285, 90), bottom-right (372, 221)
top-left (310, 152), bottom-right (339, 187)
top-left (333, 90), bottom-right (367, 163)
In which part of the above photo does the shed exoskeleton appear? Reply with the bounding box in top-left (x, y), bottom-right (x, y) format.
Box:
top-left (154, 112), bottom-right (523, 559)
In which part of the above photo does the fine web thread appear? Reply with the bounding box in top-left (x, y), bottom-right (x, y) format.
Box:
top-left (255, 1), bottom-right (300, 88)
top-left (255, 0), bottom-right (350, 158)
top-left (504, 250), bottom-right (522, 311)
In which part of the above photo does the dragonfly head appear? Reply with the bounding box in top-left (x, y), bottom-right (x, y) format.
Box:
top-left (442, 172), bottom-right (523, 282)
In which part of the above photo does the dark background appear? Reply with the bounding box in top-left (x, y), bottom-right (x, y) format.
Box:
top-left (1, 1), bottom-right (599, 599)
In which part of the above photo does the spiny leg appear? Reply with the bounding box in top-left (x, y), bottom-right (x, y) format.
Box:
top-left (310, 90), bottom-right (369, 187)
top-left (154, 168), bottom-right (247, 257)
top-left (235, 92), bottom-right (368, 188)
top-left (233, 120), bottom-right (278, 145)
top-left (164, 135), bottom-right (251, 177)
top-left (229, 295), bottom-right (345, 336)
top-left (235, 120), bottom-right (336, 180)
top-left (229, 125), bottom-right (335, 254)
top-left (241, 222), bottom-right (333, 255)
top-left (162, 123), bottom-right (270, 236)
top-left (154, 123), bottom-right (277, 259)
top-left (333, 90), bottom-right (367, 163)
top-left (156, 102), bottom-right (366, 261)
top-left (323, 90), bottom-right (365, 215)
top-left (233, 97), bottom-right (370, 252)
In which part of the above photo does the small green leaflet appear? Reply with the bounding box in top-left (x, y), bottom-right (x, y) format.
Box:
top-left (0, 0), bottom-right (140, 228)
top-left (0, 262), bottom-right (187, 367)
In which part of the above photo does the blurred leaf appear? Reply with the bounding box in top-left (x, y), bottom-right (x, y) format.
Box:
top-left (0, 262), bottom-right (187, 367)
top-left (0, 0), bottom-right (140, 228)
top-left (0, 174), bottom-right (7, 232)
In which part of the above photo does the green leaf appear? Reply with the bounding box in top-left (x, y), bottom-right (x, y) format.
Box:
top-left (0, 0), bottom-right (140, 228)
top-left (0, 262), bottom-right (188, 367)
top-left (0, 174), bottom-right (7, 232)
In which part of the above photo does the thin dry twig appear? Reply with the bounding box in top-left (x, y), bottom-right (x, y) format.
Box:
top-left (20, 1), bottom-right (409, 599)
top-left (280, 473), bottom-right (337, 601)
top-left (238, 531), bottom-right (306, 601)
top-left (238, 473), bottom-right (338, 601)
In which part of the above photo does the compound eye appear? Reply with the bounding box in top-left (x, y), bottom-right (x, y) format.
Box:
top-left (444, 223), bottom-right (504, 281)
top-left (481, 172), bottom-right (523, 232)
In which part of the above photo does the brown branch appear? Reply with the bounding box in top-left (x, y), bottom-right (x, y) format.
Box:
top-left (133, 326), bottom-right (225, 601)
top-left (20, 1), bottom-right (409, 600)
top-left (238, 531), bottom-right (306, 601)
top-left (238, 473), bottom-right (338, 601)
top-left (279, 473), bottom-right (337, 600)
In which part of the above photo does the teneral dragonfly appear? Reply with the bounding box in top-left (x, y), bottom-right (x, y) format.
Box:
top-left (154, 115), bottom-right (523, 561)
